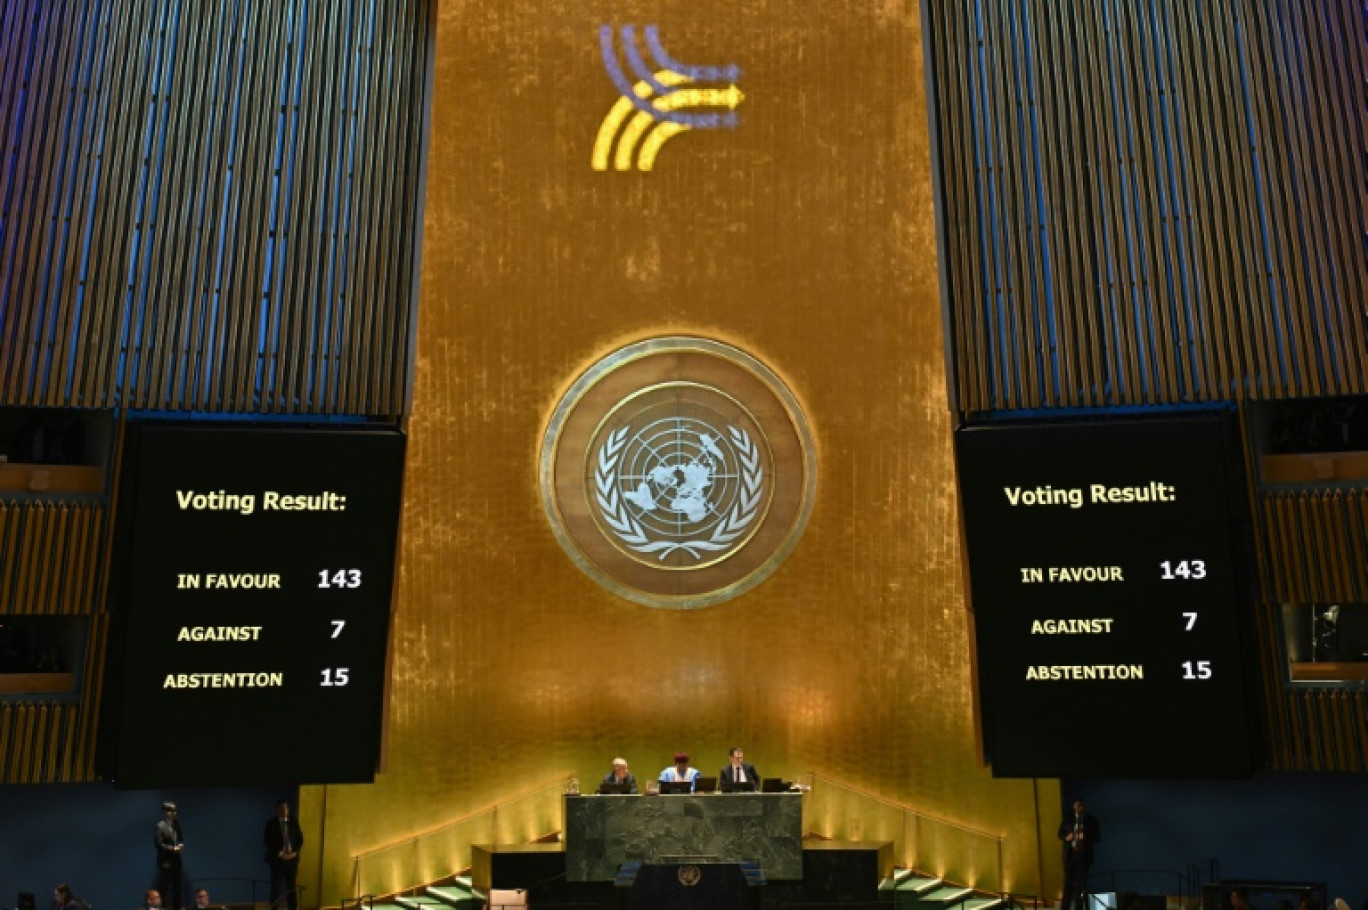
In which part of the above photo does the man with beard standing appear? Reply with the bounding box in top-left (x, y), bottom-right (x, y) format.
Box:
top-left (1058, 797), bottom-right (1101, 910)
top-left (264, 800), bottom-right (304, 910)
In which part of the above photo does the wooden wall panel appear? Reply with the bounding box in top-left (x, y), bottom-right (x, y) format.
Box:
top-left (0, 500), bottom-right (105, 615)
top-left (0, 496), bottom-right (109, 781)
top-left (0, 0), bottom-right (430, 415)
top-left (927, 0), bottom-right (1367, 411)
top-left (1258, 490), bottom-right (1368, 604)
top-left (1247, 489), bottom-right (1368, 772)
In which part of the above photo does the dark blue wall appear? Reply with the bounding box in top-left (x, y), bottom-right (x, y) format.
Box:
top-left (1070, 775), bottom-right (1366, 910)
top-left (0, 784), bottom-right (288, 910)
top-left (4, 775), bottom-right (1365, 910)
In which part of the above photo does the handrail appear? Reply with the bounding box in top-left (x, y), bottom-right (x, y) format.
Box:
top-left (803, 772), bottom-right (1008, 899)
top-left (806, 772), bottom-right (1004, 839)
top-left (351, 772), bottom-right (572, 860)
top-left (803, 777), bottom-right (1212, 910)
top-left (350, 773), bottom-right (571, 898)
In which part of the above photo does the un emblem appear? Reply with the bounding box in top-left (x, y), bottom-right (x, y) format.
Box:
top-left (596, 416), bottom-right (764, 564)
top-left (541, 337), bottom-right (815, 608)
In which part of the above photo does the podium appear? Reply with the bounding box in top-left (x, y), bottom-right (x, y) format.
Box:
top-left (617, 862), bottom-right (761, 910)
top-left (564, 792), bottom-right (803, 882)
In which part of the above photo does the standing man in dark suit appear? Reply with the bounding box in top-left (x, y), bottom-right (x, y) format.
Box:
top-left (154, 802), bottom-right (184, 910)
top-left (719, 747), bottom-right (760, 791)
top-left (1058, 797), bottom-right (1101, 910)
top-left (264, 800), bottom-right (304, 910)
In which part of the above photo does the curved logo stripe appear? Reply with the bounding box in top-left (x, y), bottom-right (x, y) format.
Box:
top-left (599, 25), bottom-right (736, 129)
top-left (593, 70), bottom-right (693, 171)
top-left (620, 25), bottom-right (676, 97)
top-left (643, 25), bottom-right (741, 83)
top-left (611, 85), bottom-right (745, 171)
top-left (637, 121), bottom-right (690, 171)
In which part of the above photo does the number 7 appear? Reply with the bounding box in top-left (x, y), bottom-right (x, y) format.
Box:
top-left (1183, 612), bottom-right (1197, 631)
top-left (331, 620), bottom-right (346, 639)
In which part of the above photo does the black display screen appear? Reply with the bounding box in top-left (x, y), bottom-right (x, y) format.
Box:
top-left (955, 412), bottom-right (1255, 777)
top-left (103, 424), bottom-right (406, 787)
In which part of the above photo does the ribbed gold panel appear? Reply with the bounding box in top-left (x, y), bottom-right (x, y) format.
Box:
top-left (1258, 490), bottom-right (1368, 603)
top-left (0, 500), bottom-right (105, 615)
top-left (0, 698), bottom-right (87, 783)
top-left (0, 493), bottom-right (108, 781)
top-left (305, 3), bottom-right (1056, 907)
top-left (1264, 684), bottom-right (1368, 773)
top-left (927, 0), bottom-right (1367, 411)
top-left (0, 0), bottom-right (429, 414)
top-left (1254, 490), bottom-right (1368, 770)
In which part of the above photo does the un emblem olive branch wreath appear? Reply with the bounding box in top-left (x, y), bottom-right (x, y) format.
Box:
top-left (595, 427), bottom-right (653, 550)
top-left (595, 424), bottom-right (764, 561)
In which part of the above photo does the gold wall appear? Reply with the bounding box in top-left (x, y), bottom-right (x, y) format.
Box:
top-left (305, 1), bottom-right (1058, 904)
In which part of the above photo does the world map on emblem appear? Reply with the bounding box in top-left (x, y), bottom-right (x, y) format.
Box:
top-left (594, 416), bottom-right (764, 561)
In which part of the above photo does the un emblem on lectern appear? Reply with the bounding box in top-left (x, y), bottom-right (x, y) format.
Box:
top-left (541, 337), bottom-right (816, 609)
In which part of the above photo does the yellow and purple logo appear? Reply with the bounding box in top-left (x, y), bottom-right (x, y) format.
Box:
top-left (592, 25), bottom-right (744, 172)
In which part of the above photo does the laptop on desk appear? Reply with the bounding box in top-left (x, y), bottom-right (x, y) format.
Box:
top-left (719, 779), bottom-right (757, 793)
top-left (597, 781), bottom-right (632, 794)
top-left (693, 776), bottom-right (718, 793)
top-left (659, 780), bottom-right (692, 794)
top-left (760, 777), bottom-right (790, 792)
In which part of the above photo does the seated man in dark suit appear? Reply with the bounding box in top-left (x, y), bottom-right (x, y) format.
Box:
top-left (600, 757), bottom-right (638, 793)
top-left (719, 747), bottom-right (759, 791)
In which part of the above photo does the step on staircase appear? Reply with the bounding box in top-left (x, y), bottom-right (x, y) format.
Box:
top-left (881, 869), bottom-right (918, 891)
top-left (393, 895), bottom-right (453, 910)
top-left (922, 885), bottom-right (978, 907)
top-left (424, 878), bottom-right (481, 910)
top-left (358, 875), bottom-right (483, 910)
top-left (887, 869), bottom-right (1005, 910)
top-left (892, 873), bottom-right (948, 907)
top-left (961, 897), bottom-right (1005, 910)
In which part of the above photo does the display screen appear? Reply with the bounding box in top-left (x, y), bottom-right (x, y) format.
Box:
top-left (103, 423), bottom-right (406, 787)
top-left (955, 412), bottom-right (1255, 777)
